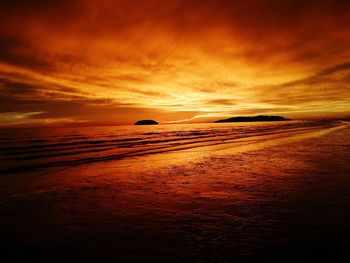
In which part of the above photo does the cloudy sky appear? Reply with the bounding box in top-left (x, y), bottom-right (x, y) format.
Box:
top-left (1, 0), bottom-right (350, 126)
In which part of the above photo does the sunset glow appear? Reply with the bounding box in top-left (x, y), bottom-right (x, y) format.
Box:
top-left (1, 0), bottom-right (350, 126)
top-left (2, 2), bottom-right (350, 261)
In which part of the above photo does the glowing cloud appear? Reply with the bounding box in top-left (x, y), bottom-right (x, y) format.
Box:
top-left (0, 0), bottom-right (350, 126)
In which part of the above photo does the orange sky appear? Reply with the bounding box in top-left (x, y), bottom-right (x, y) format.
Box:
top-left (0, 0), bottom-right (350, 126)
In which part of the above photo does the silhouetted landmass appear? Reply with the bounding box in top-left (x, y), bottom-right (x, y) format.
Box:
top-left (215, 115), bottom-right (291, 123)
top-left (134, 120), bottom-right (159, 125)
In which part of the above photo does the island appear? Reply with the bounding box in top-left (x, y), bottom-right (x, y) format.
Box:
top-left (215, 115), bottom-right (291, 123)
top-left (134, 119), bottom-right (159, 125)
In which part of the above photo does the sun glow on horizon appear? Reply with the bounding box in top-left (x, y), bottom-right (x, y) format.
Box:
top-left (1, 0), bottom-right (350, 127)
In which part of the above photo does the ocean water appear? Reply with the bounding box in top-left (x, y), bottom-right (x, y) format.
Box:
top-left (1, 120), bottom-right (350, 261)
top-left (0, 120), bottom-right (338, 173)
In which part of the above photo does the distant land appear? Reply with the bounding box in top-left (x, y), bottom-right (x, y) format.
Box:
top-left (134, 120), bottom-right (159, 125)
top-left (215, 115), bottom-right (291, 123)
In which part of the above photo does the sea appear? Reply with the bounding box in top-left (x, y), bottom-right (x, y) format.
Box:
top-left (0, 120), bottom-right (338, 173)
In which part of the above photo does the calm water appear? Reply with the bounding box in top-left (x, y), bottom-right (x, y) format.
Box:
top-left (0, 120), bottom-right (337, 173)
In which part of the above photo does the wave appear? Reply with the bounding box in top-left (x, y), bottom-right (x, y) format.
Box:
top-left (0, 121), bottom-right (340, 173)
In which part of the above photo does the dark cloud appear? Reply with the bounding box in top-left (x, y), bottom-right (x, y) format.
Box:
top-left (0, 93), bottom-right (156, 126)
top-left (205, 99), bottom-right (237, 106)
top-left (281, 61), bottom-right (350, 87)
top-left (0, 78), bottom-right (37, 94)
top-left (0, 36), bottom-right (54, 71)
top-left (254, 61), bottom-right (350, 109)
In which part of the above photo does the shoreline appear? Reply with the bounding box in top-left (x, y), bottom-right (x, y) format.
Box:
top-left (1, 123), bottom-right (350, 261)
top-left (0, 121), bottom-right (346, 175)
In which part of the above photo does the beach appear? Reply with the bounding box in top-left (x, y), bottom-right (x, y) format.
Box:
top-left (1, 121), bottom-right (350, 262)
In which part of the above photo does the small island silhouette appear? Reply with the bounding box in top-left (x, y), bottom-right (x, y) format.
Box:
top-left (134, 120), bottom-right (159, 125)
top-left (215, 115), bottom-right (291, 123)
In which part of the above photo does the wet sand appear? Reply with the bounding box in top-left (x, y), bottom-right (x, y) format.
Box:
top-left (1, 122), bottom-right (350, 262)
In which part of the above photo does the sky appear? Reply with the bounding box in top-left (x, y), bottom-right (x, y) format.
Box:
top-left (0, 0), bottom-right (350, 127)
